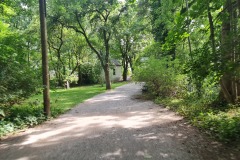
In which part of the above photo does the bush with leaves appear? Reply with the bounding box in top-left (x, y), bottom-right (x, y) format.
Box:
top-left (0, 102), bottom-right (46, 137)
top-left (190, 107), bottom-right (240, 142)
top-left (134, 57), bottom-right (186, 98)
top-left (0, 24), bottom-right (41, 115)
top-left (156, 96), bottom-right (240, 142)
top-left (0, 61), bottom-right (41, 107)
top-left (79, 62), bottom-right (102, 85)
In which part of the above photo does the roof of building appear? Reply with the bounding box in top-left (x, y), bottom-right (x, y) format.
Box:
top-left (110, 59), bottom-right (122, 66)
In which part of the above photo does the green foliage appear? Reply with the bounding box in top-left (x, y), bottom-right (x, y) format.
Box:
top-left (0, 122), bottom-right (15, 137)
top-left (0, 28), bottom-right (41, 107)
top-left (195, 110), bottom-right (240, 141)
top-left (0, 103), bottom-right (46, 137)
top-left (156, 97), bottom-right (240, 142)
top-left (146, 0), bottom-right (240, 142)
top-left (141, 42), bottom-right (162, 58)
top-left (134, 57), bottom-right (186, 98)
top-left (0, 61), bottom-right (41, 107)
top-left (79, 62), bottom-right (101, 85)
top-left (48, 0), bottom-right (126, 89)
top-left (1, 0), bottom-right (239, 144)
top-left (0, 1), bottom-right (41, 108)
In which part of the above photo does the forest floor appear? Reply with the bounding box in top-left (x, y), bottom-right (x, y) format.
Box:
top-left (0, 83), bottom-right (240, 160)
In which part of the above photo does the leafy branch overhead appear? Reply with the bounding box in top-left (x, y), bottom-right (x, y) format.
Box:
top-left (1, 0), bottom-right (240, 142)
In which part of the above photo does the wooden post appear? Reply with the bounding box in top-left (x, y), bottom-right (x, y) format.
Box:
top-left (39, 0), bottom-right (50, 116)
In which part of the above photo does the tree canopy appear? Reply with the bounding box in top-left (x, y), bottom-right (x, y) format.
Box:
top-left (0, 0), bottom-right (239, 101)
top-left (1, 0), bottom-right (240, 140)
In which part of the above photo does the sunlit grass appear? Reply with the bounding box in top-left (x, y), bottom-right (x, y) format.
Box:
top-left (0, 82), bottom-right (128, 137)
top-left (25, 82), bottom-right (128, 117)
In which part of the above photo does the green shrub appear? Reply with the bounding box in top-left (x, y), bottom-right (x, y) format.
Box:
top-left (0, 62), bottom-right (41, 107)
top-left (157, 97), bottom-right (240, 142)
top-left (195, 110), bottom-right (240, 141)
top-left (0, 121), bottom-right (15, 137)
top-left (134, 57), bottom-right (186, 98)
top-left (79, 62), bottom-right (101, 85)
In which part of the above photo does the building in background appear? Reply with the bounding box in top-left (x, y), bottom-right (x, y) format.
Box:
top-left (101, 59), bottom-right (122, 82)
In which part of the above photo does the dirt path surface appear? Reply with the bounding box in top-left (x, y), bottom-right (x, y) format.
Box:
top-left (0, 83), bottom-right (239, 160)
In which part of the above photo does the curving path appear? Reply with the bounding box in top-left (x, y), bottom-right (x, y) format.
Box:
top-left (0, 83), bottom-right (239, 160)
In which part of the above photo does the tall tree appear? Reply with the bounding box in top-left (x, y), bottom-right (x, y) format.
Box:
top-left (113, 2), bottom-right (150, 81)
top-left (220, 0), bottom-right (240, 103)
top-left (148, 0), bottom-right (179, 59)
top-left (147, 0), bottom-right (240, 104)
top-left (48, 22), bottom-right (66, 86)
top-left (49, 0), bottom-right (125, 89)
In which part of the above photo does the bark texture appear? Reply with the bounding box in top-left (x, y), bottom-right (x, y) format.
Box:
top-left (39, 0), bottom-right (50, 116)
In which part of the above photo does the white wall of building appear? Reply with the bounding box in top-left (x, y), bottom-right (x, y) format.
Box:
top-left (110, 66), bottom-right (122, 82)
top-left (101, 66), bottom-right (122, 82)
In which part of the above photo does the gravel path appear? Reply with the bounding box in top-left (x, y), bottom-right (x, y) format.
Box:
top-left (0, 83), bottom-right (239, 160)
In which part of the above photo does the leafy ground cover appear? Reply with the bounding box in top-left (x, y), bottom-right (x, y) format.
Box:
top-left (0, 82), bottom-right (127, 138)
top-left (133, 57), bottom-right (240, 143)
top-left (155, 97), bottom-right (240, 143)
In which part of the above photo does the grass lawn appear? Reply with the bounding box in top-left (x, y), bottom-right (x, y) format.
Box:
top-left (0, 82), bottom-right (128, 138)
top-left (29, 82), bottom-right (128, 117)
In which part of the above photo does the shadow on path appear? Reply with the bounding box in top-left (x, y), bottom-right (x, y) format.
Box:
top-left (0, 83), bottom-right (239, 160)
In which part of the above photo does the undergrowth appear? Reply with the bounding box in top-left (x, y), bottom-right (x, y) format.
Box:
top-left (155, 97), bottom-right (240, 142)
top-left (0, 82), bottom-right (127, 138)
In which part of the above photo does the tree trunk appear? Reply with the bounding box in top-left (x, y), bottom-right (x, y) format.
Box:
top-left (185, 0), bottom-right (192, 59)
top-left (122, 57), bottom-right (128, 81)
top-left (129, 57), bottom-right (134, 74)
top-left (231, 3), bottom-right (238, 102)
top-left (39, 0), bottom-right (50, 117)
top-left (123, 67), bottom-right (128, 81)
top-left (220, 0), bottom-right (232, 103)
top-left (72, 10), bottom-right (112, 90)
top-left (208, 5), bottom-right (216, 55)
top-left (104, 64), bottom-right (111, 90)
top-left (103, 28), bottom-right (112, 90)
top-left (220, 0), bottom-right (239, 104)
top-left (77, 65), bottom-right (81, 85)
top-left (236, 0), bottom-right (240, 96)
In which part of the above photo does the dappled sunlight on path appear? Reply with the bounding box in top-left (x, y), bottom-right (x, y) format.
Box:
top-left (19, 108), bottom-right (181, 146)
top-left (0, 83), bottom-right (239, 160)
